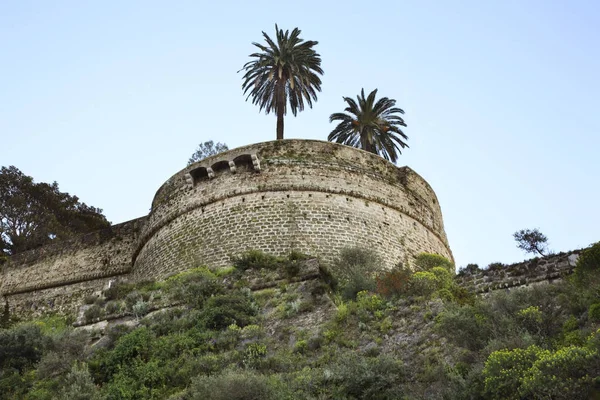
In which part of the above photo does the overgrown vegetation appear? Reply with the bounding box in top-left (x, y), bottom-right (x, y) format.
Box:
top-left (1, 244), bottom-right (600, 399)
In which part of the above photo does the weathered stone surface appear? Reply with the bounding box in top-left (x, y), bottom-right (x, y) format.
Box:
top-left (1, 218), bottom-right (145, 317)
top-left (1, 140), bottom-right (453, 318)
top-left (456, 250), bottom-right (583, 293)
top-left (133, 140), bottom-right (453, 280)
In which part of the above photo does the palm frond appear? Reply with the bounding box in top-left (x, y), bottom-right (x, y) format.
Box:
top-left (328, 88), bottom-right (409, 162)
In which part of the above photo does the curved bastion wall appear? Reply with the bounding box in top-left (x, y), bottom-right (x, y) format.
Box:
top-left (132, 140), bottom-right (453, 280)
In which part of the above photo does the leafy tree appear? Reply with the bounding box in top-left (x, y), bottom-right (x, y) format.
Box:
top-left (0, 166), bottom-right (110, 255)
top-left (240, 25), bottom-right (323, 140)
top-left (328, 88), bottom-right (408, 163)
top-left (188, 141), bottom-right (229, 165)
top-left (513, 228), bottom-right (549, 256)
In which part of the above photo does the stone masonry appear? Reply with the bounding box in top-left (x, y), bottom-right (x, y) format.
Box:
top-left (132, 140), bottom-right (453, 279)
top-left (1, 139), bottom-right (453, 317)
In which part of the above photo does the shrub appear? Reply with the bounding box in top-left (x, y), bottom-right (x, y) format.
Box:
top-left (0, 323), bottom-right (48, 371)
top-left (84, 305), bottom-right (104, 323)
top-left (409, 271), bottom-right (438, 297)
top-left (200, 291), bottom-right (258, 330)
top-left (132, 300), bottom-right (150, 318)
top-left (332, 247), bottom-right (380, 300)
top-left (574, 242), bottom-right (600, 284)
top-left (294, 339), bottom-right (308, 354)
top-left (414, 253), bottom-right (454, 273)
top-left (520, 345), bottom-right (600, 399)
top-left (375, 265), bottom-right (411, 298)
top-left (232, 250), bottom-right (283, 270)
top-left (185, 368), bottom-right (282, 400)
top-left (483, 346), bottom-right (545, 400)
top-left (166, 268), bottom-right (223, 309)
top-left (458, 263), bottom-right (480, 276)
top-left (56, 362), bottom-right (101, 400)
top-left (324, 352), bottom-right (405, 399)
top-left (486, 262), bottom-right (505, 271)
top-left (589, 303), bottom-right (600, 322)
top-left (105, 301), bottom-right (122, 315)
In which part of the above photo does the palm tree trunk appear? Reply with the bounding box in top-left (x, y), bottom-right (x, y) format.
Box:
top-left (276, 81), bottom-right (285, 140)
top-left (276, 108), bottom-right (284, 140)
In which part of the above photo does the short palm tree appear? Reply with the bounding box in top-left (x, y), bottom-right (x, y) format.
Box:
top-left (328, 89), bottom-right (408, 163)
top-left (240, 25), bottom-right (323, 140)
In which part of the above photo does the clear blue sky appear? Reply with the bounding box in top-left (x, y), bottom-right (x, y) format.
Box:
top-left (1, 1), bottom-right (598, 269)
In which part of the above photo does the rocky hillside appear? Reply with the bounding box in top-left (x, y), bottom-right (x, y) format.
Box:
top-left (1, 244), bottom-right (600, 399)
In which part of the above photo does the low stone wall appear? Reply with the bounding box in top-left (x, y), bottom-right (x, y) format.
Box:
top-left (456, 250), bottom-right (583, 293)
top-left (0, 217), bottom-right (146, 317)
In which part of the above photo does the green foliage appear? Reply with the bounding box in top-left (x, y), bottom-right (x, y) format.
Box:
top-left (520, 345), bottom-right (600, 399)
top-left (240, 25), bottom-right (323, 140)
top-left (483, 342), bottom-right (600, 400)
top-left (232, 250), bottom-right (284, 270)
top-left (199, 291), bottom-right (258, 330)
top-left (0, 323), bottom-right (48, 372)
top-left (590, 303), bottom-right (600, 322)
top-left (486, 262), bottom-right (505, 271)
top-left (574, 242), bottom-right (600, 284)
top-left (0, 165), bottom-right (110, 255)
top-left (414, 253), bottom-right (455, 273)
top-left (517, 306), bottom-right (543, 330)
top-left (409, 271), bottom-right (439, 297)
top-left (188, 140), bottom-right (228, 165)
top-left (323, 352), bottom-right (405, 399)
top-left (483, 345), bottom-right (545, 400)
top-left (185, 368), bottom-right (283, 400)
top-left (84, 304), bottom-right (104, 323)
top-left (458, 263), bottom-right (480, 276)
top-left (331, 247), bottom-right (380, 300)
top-left (513, 228), bottom-right (549, 256)
top-left (328, 88), bottom-right (408, 163)
top-left (166, 267), bottom-right (223, 309)
top-left (56, 362), bottom-right (101, 400)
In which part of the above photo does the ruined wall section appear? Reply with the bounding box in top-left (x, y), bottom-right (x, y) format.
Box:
top-left (1, 217), bottom-right (145, 316)
top-left (456, 250), bottom-right (582, 293)
top-left (133, 140), bottom-right (453, 280)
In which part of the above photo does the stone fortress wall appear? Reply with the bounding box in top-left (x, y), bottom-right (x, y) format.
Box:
top-left (132, 140), bottom-right (453, 279)
top-left (0, 218), bottom-right (145, 316)
top-left (456, 249), bottom-right (583, 293)
top-left (1, 139), bottom-right (454, 316)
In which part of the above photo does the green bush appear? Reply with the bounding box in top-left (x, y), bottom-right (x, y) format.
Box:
top-left (458, 263), bottom-right (480, 276)
top-left (56, 362), bottom-right (101, 400)
top-left (185, 369), bottom-right (283, 400)
top-left (409, 271), bottom-right (438, 297)
top-left (414, 253), bottom-right (454, 273)
top-left (574, 242), bottom-right (600, 284)
top-left (520, 345), bottom-right (600, 399)
top-left (483, 346), bottom-right (545, 400)
top-left (486, 262), bottom-right (505, 271)
top-left (199, 291), bottom-right (258, 330)
top-left (324, 352), bottom-right (405, 399)
top-left (332, 247), bottom-right (380, 300)
top-left (83, 305), bottom-right (104, 323)
top-left (166, 268), bottom-right (224, 309)
top-left (232, 250), bottom-right (283, 270)
top-left (589, 303), bottom-right (600, 322)
top-left (0, 323), bottom-right (48, 372)
top-left (484, 342), bottom-right (600, 400)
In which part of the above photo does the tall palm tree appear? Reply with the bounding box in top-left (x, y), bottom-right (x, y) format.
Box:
top-left (328, 89), bottom-right (408, 163)
top-left (240, 25), bottom-right (323, 140)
